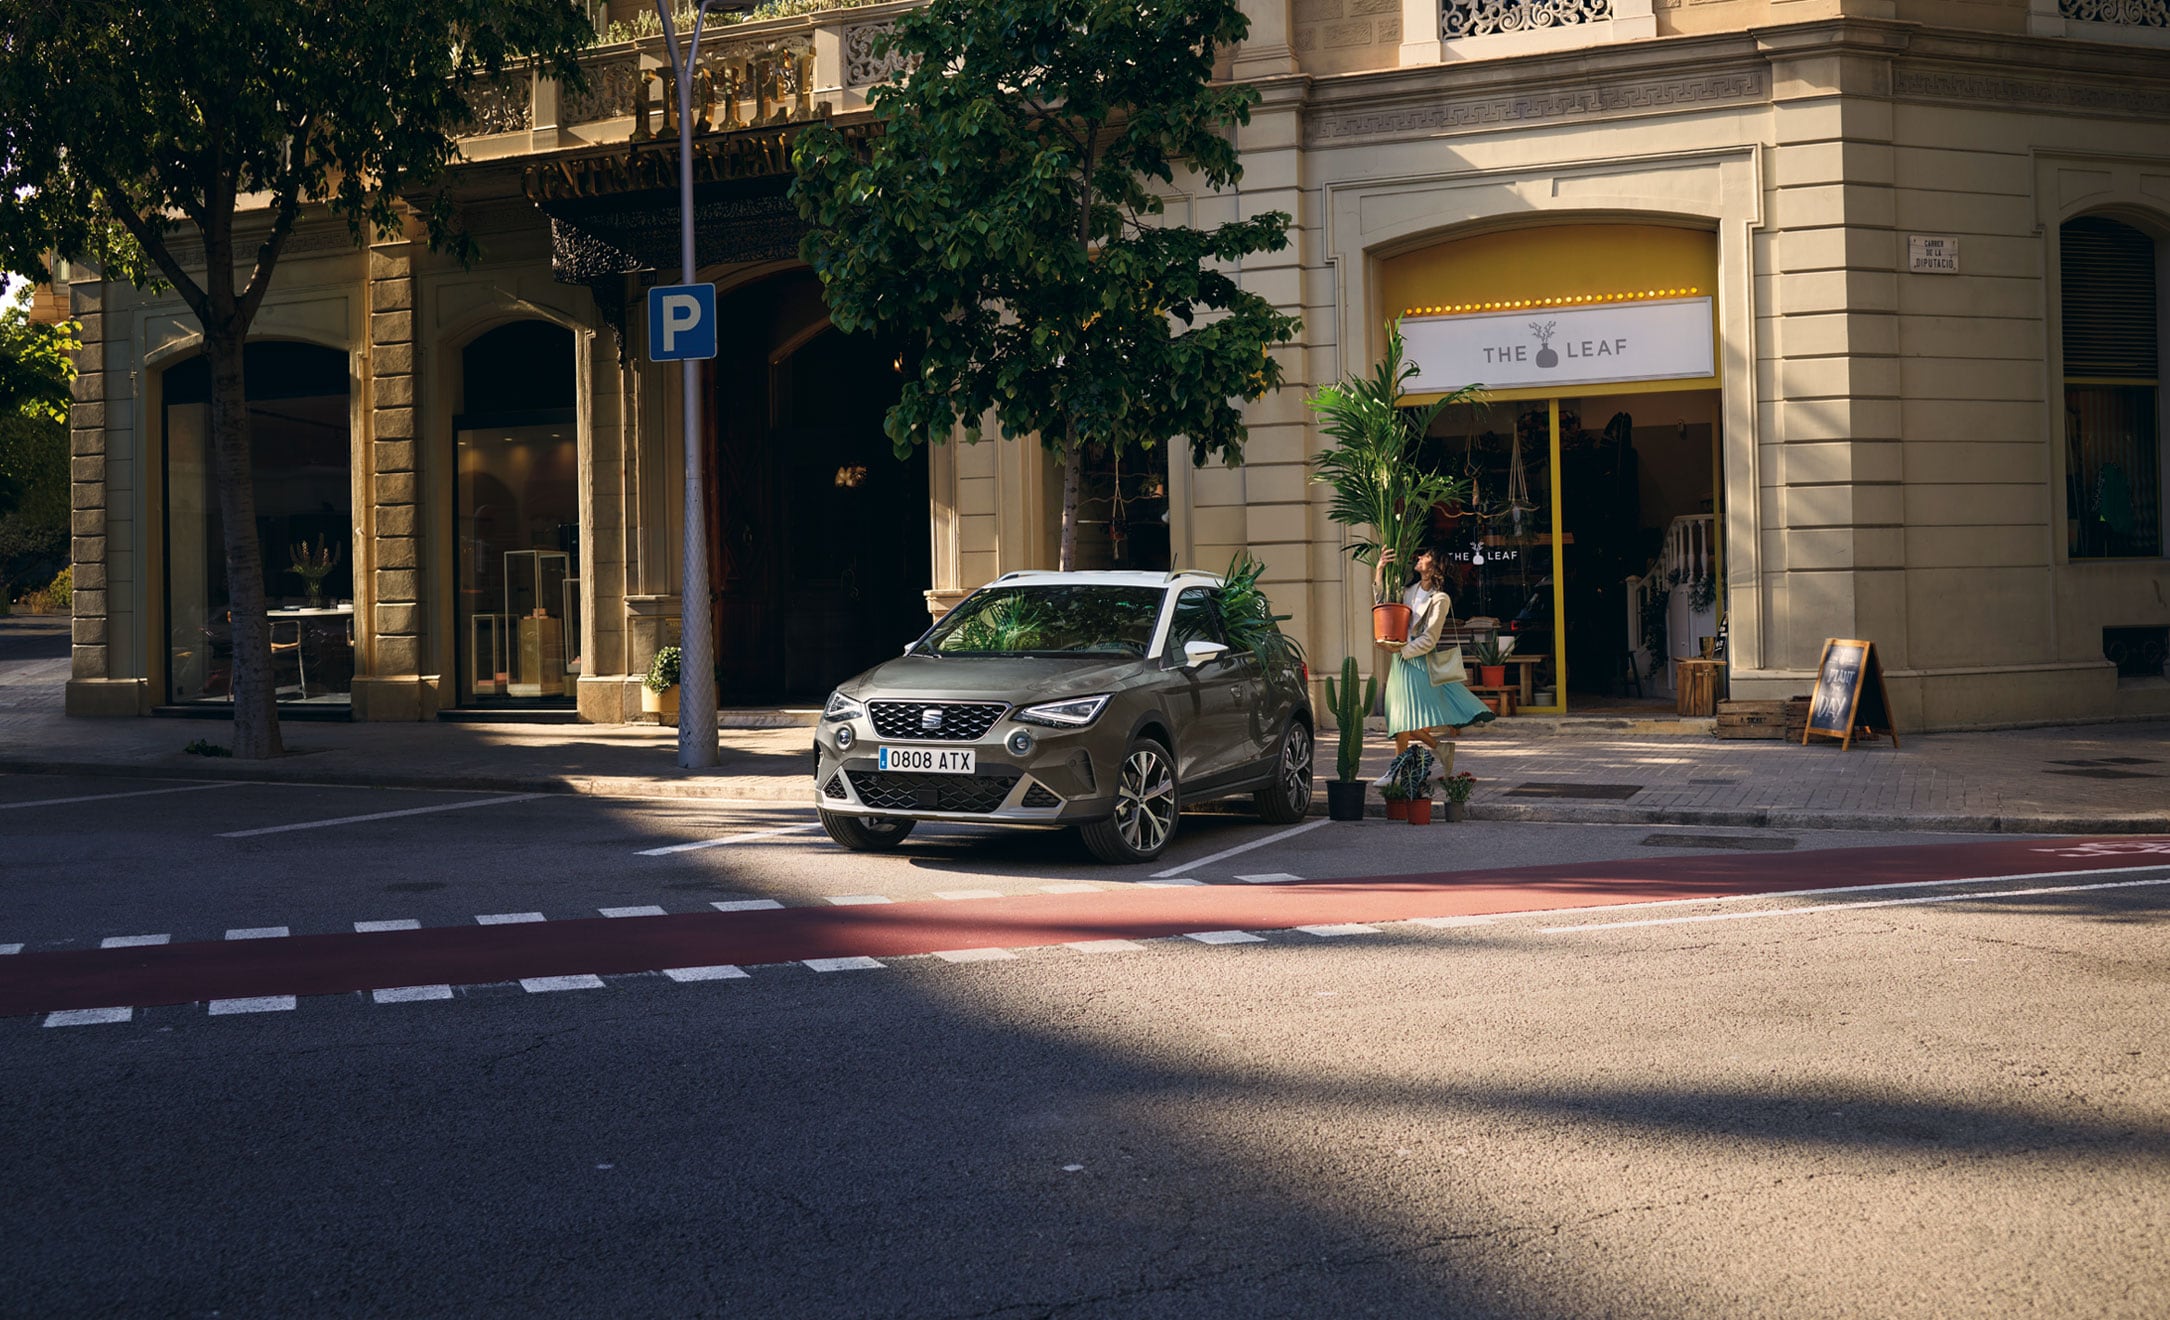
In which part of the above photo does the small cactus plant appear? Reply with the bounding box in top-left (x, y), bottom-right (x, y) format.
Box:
top-left (1322, 655), bottom-right (1377, 784)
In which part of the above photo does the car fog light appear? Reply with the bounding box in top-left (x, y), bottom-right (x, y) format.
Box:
top-left (1006, 729), bottom-right (1035, 757)
top-left (835, 725), bottom-right (855, 751)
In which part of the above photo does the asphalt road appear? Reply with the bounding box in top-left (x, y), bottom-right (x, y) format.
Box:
top-left (2, 770), bottom-right (2166, 1317)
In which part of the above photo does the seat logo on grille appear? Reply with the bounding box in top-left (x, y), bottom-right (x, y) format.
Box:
top-left (921, 707), bottom-right (944, 731)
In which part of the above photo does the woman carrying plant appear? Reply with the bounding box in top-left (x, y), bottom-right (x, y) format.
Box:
top-left (1384, 546), bottom-right (1493, 778)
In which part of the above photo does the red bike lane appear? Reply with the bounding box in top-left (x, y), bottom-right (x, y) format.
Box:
top-left (6, 835), bottom-right (2167, 1018)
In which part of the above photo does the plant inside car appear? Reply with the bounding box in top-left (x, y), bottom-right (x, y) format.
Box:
top-left (1321, 654), bottom-right (1375, 821)
top-left (811, 570), bottom-right (1316, 864)
top-left (1309, 320), bottom-right (1479, 646)
top-left (641, 645), bottom-right (682, 723)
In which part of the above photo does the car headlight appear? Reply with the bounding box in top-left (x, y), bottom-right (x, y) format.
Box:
top-left (823, 691), bottom-right (866, 721)
top-left (1014, 694), bottom-right (1111, 728)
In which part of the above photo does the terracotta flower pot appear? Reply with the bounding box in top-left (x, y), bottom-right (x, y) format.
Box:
top-left (1479, 664), bottom-right (1507, 688)
top-left (1407, 797), bottom-right (1434, 825)
top-left (1373, 603), bottom-right (1412, 646)
top-left (1384, 797), bottom-right (1409, 821)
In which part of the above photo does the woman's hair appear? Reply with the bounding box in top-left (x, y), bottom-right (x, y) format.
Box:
top-left (1415, 544), bottom-right (1448, 586)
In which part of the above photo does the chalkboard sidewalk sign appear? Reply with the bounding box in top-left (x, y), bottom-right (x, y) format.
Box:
top-left (1803, 638), bottom-right (1900, 750)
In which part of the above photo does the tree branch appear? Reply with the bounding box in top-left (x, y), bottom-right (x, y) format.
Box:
top-left (238, 116), bottom-right (314, 328)
top-left (75, 159), bottom-right (209, 321)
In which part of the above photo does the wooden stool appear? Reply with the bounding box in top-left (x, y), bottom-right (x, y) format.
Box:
top-left (1469, 685), bottom-right (1517, 717)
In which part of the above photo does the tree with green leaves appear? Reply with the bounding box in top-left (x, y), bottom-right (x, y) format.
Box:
top-left (0, 294), bottom-right (77, 602)
top-left (0, 0), bottom-right (593, 755)
top-left (791, 0), bottom-right (1301, 571)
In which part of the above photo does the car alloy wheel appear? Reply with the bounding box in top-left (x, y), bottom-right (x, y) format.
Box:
top-left (1115, 745), bottom-right (1177, 853)
top-left (1255, 720), bottom-right (1314, 824)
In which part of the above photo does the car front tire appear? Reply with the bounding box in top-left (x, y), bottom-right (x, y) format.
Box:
top-left (1254, 719), bottom-right (1315, 825)
top-left (820, 810), bottom-right (917, 852)
top-left (1079, 735), bottom-right (1179, 864)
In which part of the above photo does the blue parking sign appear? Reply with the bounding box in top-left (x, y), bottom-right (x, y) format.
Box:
top-left (647, 283), bottom-right (717, 361)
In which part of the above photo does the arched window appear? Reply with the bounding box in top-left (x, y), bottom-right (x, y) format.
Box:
top-left (162, 342), bottom-right (352, 705)
top-left (454, 320), bottom-right (579, 704)
top-left (2062, 215), bottom-right (2163, 559)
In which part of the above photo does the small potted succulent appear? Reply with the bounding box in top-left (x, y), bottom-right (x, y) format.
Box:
top-left (1441, 771), bottom-right (1477, 822)
top-left (1471, 637), bottom-right (1507, 689)
top-left (1322, 656), bottom-right (1375, 821)
top-left (1379, 779), bottom-right (1410, 821)
top-left (641, 645), bottom-right (682, 724)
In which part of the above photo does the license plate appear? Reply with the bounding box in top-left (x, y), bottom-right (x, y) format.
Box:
top-left (877, 746), bottom-right (976, 774)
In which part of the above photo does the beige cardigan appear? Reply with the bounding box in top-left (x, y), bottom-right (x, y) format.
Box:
top-left (1397, 593), bottom-right (1452, 662)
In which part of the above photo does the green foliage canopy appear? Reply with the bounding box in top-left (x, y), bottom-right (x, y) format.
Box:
top-left (0, 300), bottom-right (76, 578)
top-left (790, 0), bottom-right (1302, 470)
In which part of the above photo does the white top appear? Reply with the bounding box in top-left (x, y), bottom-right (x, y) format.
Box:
top-left (1404, 583), bottom-right (1435, 614)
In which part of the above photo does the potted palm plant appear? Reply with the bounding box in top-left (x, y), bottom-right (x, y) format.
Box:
top-left (1322, 655), bottom-right (1375, 821)
top-left (1310, 320), bottom-right (1480, 645)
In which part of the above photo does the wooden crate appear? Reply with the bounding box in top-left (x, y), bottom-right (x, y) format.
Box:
top-left (1782, 694), bottom-right (1813, 742)
top-left (1676, 659), bottom-right (1722, 717)
top-left (1714, 699), bottom-right (1788, 739)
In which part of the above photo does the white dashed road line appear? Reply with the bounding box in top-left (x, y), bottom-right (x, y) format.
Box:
top-left (712, 899), bottom-right (784, 912)
top-left (1298, 923), bottom-right (1379, 938)
top-left (0, 944), bottom-right (22, 956)
top-left (477, 912), bottom-right (546, 925)
top-left (1067, 939), bottom-right (1145, 954)
top-left (0, 781), bottom-right (244, 811)
top-left (1140, 878), bottom-right (1204, 887)
top-left (45, 1007), bottom-right (132, 1028)
top-left (355, 919), bottom-right (420, 933)
top-left (521, 975), bottom-right (605, 993)
top-left (600, 906), bottom-right (667, 918)
top-left (934, 889), bottom-right (1002, 901)
top-left (1543, 875), bottom-right (2170, 933)
top-left (1185, 930), bottom-right (1266, 945)
top-left (637, 823), bottom-right (822, 856)
top-left (826, 895), bottom-right (892, 906)
top-left (373, 985), bottom-right (454, 1003)
top-left (217, 793), bottom-right (546, 839)
top-left (209, 996), bottom-right (296, 1015)
top-left (1236, 873), bottom-right (1303, 885)
top-left (225, 926), bottom-right (289, 940)
top-left (933, 948), bottom-right (1018, 963)
top-left (804, 957), bottom-right (883, 973)
top-left (101, 934), bottom-right (169, 949)
top-left (1039, 883), bottom-right (1102, 894)
top-left (1150, 818), bottom-right (1330, 878)
top-left (662, 965), bottom-right (749, 982)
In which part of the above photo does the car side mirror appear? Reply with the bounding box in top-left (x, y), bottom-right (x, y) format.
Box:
top-left (1183, 640), bottom-right (1230, 668)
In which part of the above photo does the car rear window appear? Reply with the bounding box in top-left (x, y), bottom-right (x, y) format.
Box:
top-left (924, 585), bottom-right (1165, 656)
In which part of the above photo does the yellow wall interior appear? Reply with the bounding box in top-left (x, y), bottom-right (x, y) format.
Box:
top-left (1378, 222), bottom-right (1722, 403)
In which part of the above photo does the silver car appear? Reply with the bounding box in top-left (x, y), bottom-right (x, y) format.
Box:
top-left (813, 570), bottom-right (1315, 863)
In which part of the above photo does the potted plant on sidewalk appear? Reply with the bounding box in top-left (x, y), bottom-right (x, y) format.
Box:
top-left (1441, 771), bottom-right (1476, 822)
top-left (1309, 320), bottom-right (1479, 646)
top-left (641, 645), bottom-right (682, 724)
top-left (1322, 655), bottom-right (1375, 821)
top-left (1406, 783), bottom-right (1434, 826)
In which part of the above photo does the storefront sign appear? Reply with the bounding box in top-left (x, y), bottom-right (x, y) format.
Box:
top-left (1402, 297), bottom-right (1714, 393)
top-left (1908, 235), bottom-right (1959, 274)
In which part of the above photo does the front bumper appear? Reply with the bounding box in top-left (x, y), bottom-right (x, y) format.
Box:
top-left (811, 714), bottom-right (1116, 824)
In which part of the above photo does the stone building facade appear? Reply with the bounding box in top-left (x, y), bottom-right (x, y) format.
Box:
top-left (63, 0), bottom-right (2170, 730)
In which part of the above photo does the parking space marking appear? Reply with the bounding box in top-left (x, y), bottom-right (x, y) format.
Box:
top-left (637, 823), bottom-right (821, 856)
top-left (355, 919), bottom-right (420, 933)
top-left (217, 792), bottom-right (545, 838)
top-left (805, 957), bottom-right (884, 973)
top-left (521, 975), bottom-right (605, 993)
top-left (1150, 818), bottom-right (1329, 878)
top-left (1542, 875), bottom-right (2170, 933)
top-left (0, 781), bottom-right (243, 812)
top-left (1185, 930), bottom-right (1266, 945)
top-left (662, 965), bottom-right (749, 982)
top-left (45, 1007), bottom-right (131, 1028)
top-left (101, 934), bottom-right (169, 949)
top-left (208, 996), bottom-right (296, 1015)
top-left (712, 899), bottom-right (785, 912)
top-left (600, 906), bottom-right (668, 918)
top-left (373, 985), bottom-right (454, 1003)
top-left (225, 927), bottom-right (289, 940)
top-left (1235, 872), bottom-right (1303, 885)
top-left (933, 947), bottom-right (1019, 963)
top-left (1067, 939), bottom-right (1145, 954)
top-left (476, 912), bottom-right (546, 925)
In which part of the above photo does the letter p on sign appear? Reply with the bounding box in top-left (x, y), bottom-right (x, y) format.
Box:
top-left (647, 284), bottom-right (718, 361)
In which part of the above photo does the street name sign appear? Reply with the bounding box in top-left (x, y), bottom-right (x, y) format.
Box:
top-left (648, 283), bottom-right (718, 361)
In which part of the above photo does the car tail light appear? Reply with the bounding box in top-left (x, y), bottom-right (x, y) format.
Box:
top-left (1299, 661), bottom-right (1309, 685)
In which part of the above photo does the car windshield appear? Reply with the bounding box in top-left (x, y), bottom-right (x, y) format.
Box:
top-left (921, 585), bottom-right (1165, 656)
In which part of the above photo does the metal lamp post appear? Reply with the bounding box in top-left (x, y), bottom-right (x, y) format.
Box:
top-left (654, 0), bottom-right (754, 768)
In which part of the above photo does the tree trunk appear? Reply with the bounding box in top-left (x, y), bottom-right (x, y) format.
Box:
top-left (1059, 437), bottom-right (1083, 572)
top-left (204, 327), bottom-right (281, 758)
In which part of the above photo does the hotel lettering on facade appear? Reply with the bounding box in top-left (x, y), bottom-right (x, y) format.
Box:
top-left (62, 0), bottom-right (2170, 729)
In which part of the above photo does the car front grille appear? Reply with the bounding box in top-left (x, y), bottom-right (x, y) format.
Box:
top-left (846, 770), bottom-right (1017, 814)
top-left (868, 700), bottom-right (1007, 742)
top-left (821, 771), bottom-right (847, 800)
top-left (1019, 782), bottom-right (1061, 808)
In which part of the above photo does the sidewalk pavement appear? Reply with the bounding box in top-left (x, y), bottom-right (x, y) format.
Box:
top-left (2, 622), bottom-right (2165, 834)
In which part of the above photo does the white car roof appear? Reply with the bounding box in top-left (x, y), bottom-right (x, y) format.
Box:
top-left (989, 570), bottom-right (1222, 588)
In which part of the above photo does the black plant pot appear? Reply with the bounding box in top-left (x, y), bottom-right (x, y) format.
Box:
top-left (1326, 780), bottom-right (1366, 821)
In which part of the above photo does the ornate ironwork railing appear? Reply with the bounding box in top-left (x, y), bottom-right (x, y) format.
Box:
top-left (1442, 0), bottom-right (1613, 40)
top-left (2059, 0), bottom-right (2168, 26)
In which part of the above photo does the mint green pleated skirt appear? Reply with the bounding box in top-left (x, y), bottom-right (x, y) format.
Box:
top-left (1385, 654), bottom-right (1497, 735)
